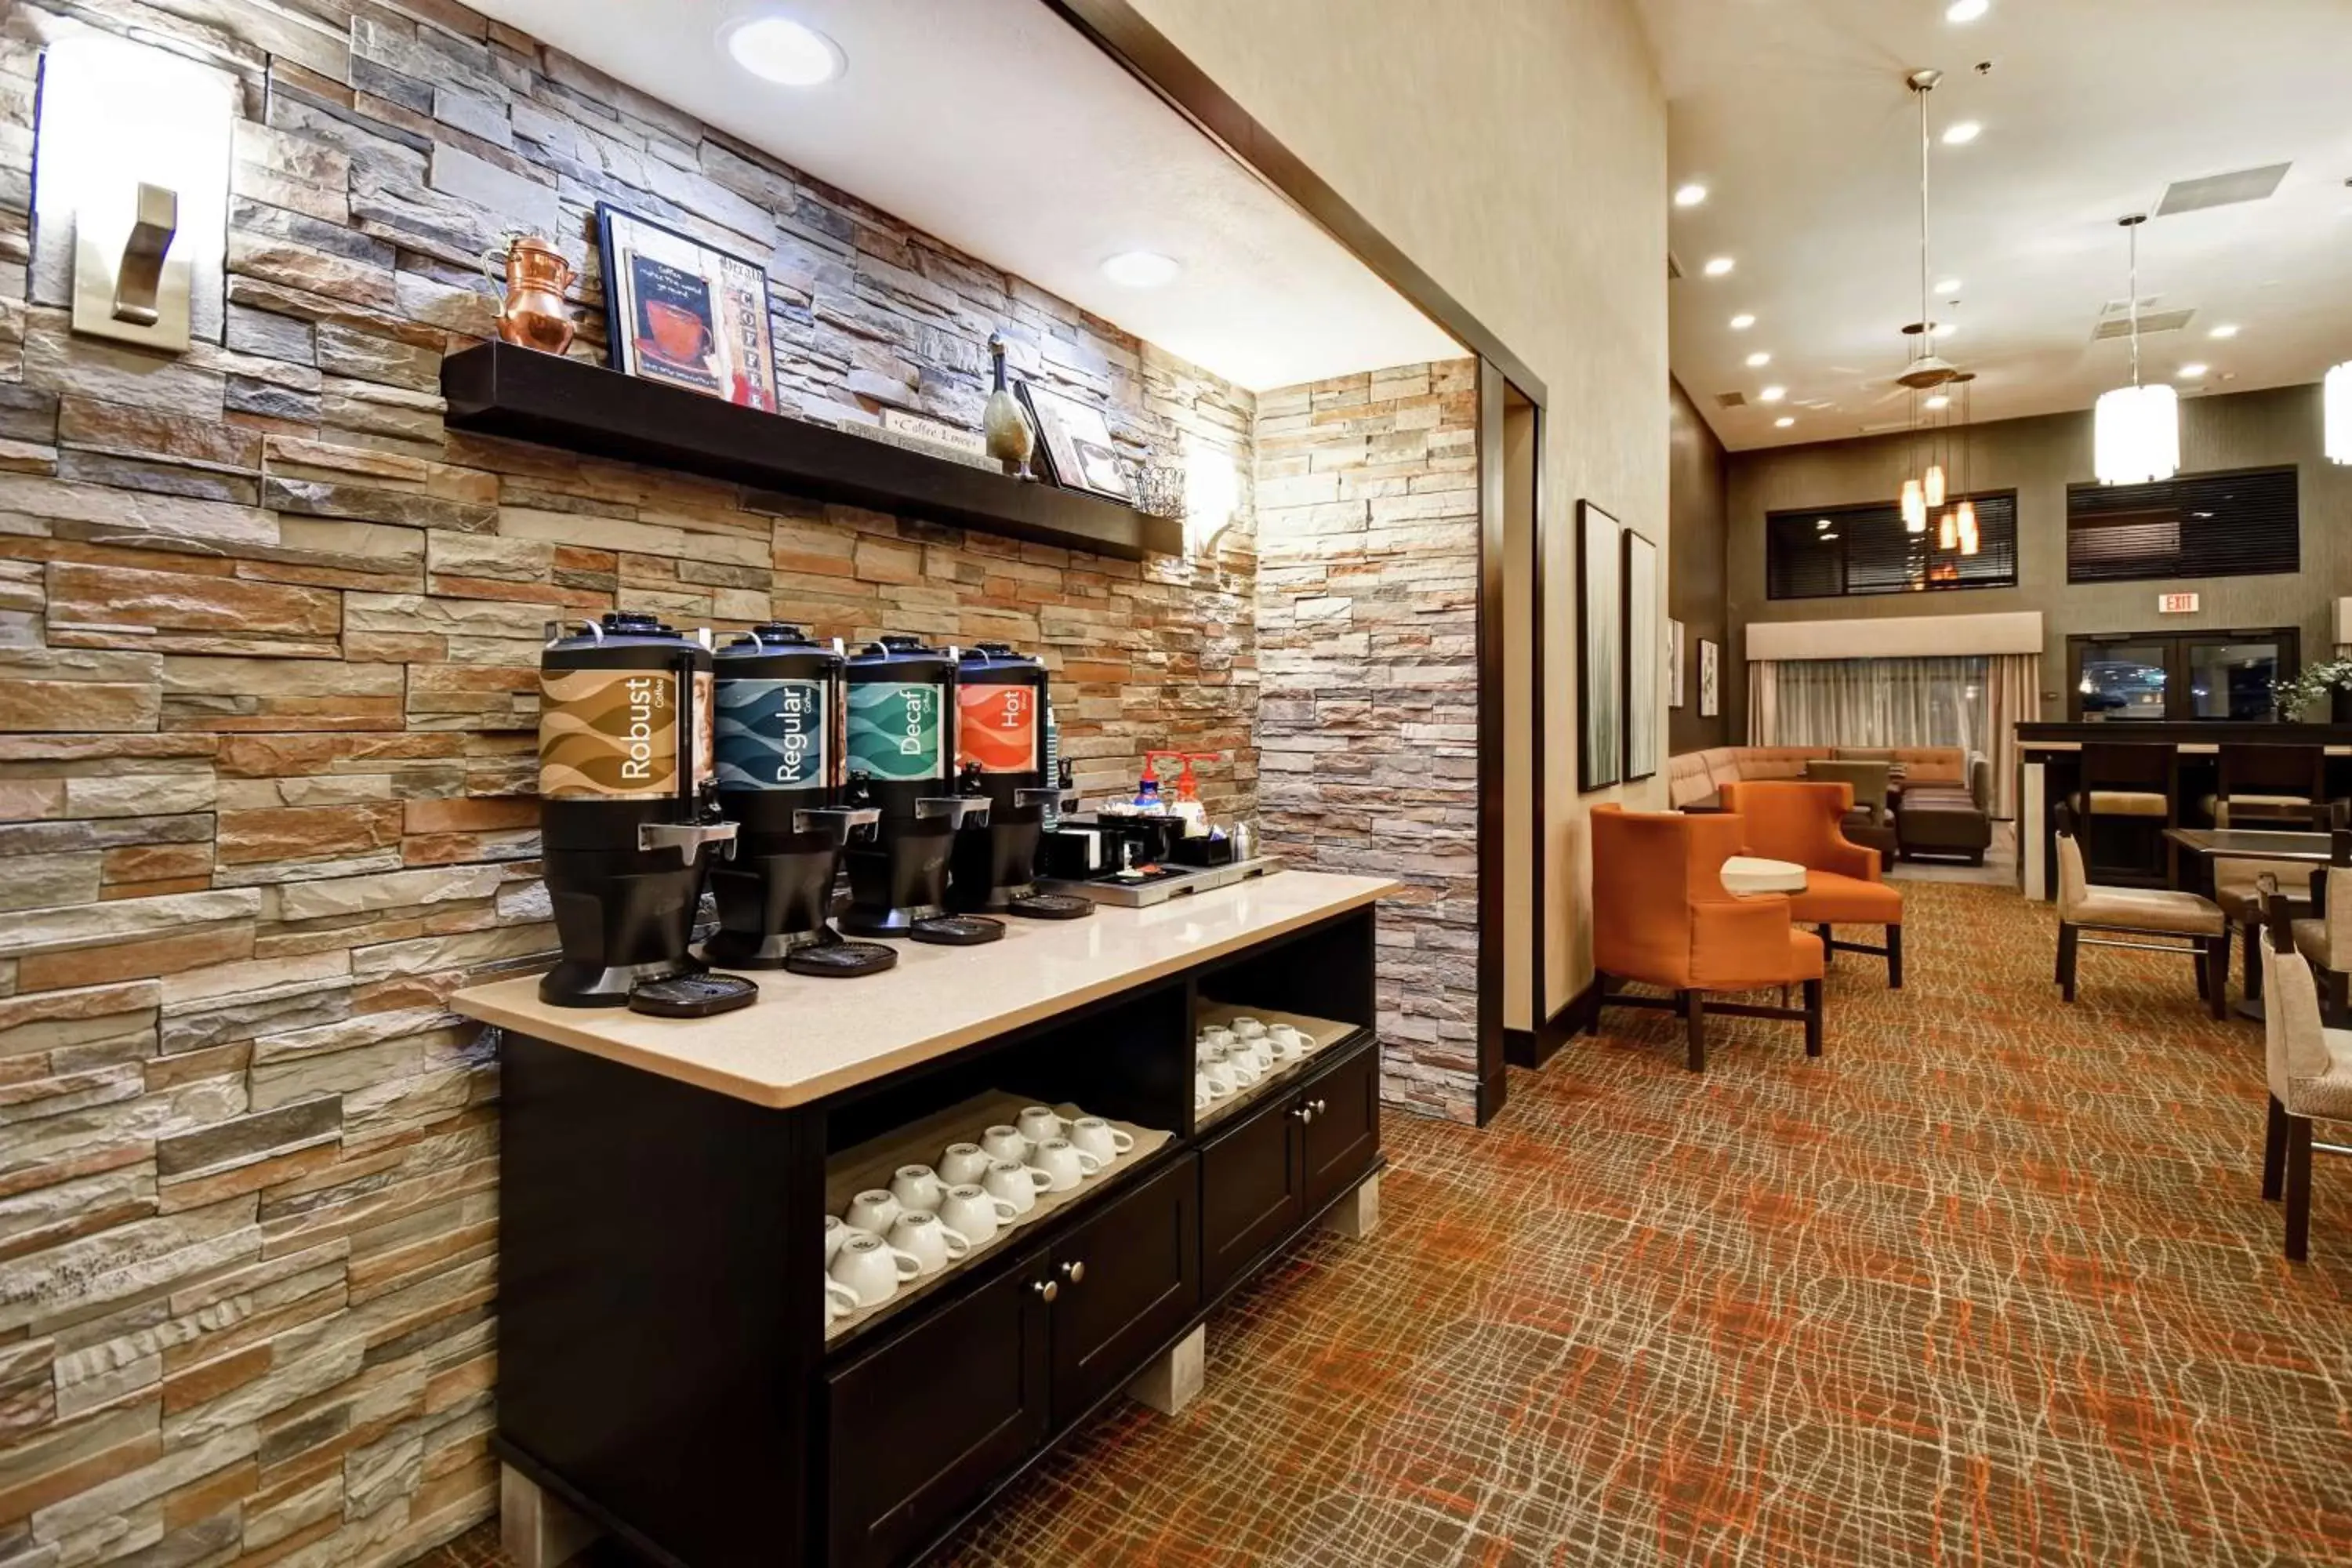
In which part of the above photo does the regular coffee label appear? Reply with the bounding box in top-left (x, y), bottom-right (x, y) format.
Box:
top-left (540, 668), bottom-right (681, 800)
top-left (717, 677), bottom-right (829, 791)
top-left (957, 683), bottom-right (1037, 774)
top-left (848, 681), bottom-right (944, 783)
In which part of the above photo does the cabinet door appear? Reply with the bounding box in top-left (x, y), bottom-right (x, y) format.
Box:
top-left (1049, 1153), bottom-right (1199, 1425)
top-left (1299, 1040), bottom-right (1381, 1218)
top-left (1198, 1092), bottom-right (1303, 1298)
top-left (825, 1246), bottom-right (1052, 1568)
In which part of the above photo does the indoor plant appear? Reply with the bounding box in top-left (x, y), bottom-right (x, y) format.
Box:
top-left (2271, 656), bottom-right (2352, 722)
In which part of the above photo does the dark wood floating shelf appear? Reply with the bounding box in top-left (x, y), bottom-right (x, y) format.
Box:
top-left (441, 342), bottom-right (1181, 561)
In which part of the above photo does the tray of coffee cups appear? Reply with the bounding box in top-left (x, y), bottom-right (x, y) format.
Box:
top-left (1191, 1004), bottom-right (1362, 1133)
top-left (822, 1089), bottom-right (1171, 1345)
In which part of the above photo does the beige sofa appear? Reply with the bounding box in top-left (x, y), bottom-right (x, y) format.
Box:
top-left (1669, 745), bottom-right (1993, 862)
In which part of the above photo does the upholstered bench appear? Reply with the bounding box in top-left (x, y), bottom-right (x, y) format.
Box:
top-left (1897, 786), bottom-right (1993, 864)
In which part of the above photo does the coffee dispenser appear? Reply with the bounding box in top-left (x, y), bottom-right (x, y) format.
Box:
top-left (949, 642), bottom-right (1089, 920)
top-left (535, 612), bottom-right (739, 1007)
top-left (697, 624), bottom-right (892, 977)
top-left (838, 636), bottom-right (1000, 943)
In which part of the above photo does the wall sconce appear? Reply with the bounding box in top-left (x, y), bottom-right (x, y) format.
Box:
top-left (34, 34), bottom-right (233, 354)
top-left (1184, 441), bottom-right (1240, 557)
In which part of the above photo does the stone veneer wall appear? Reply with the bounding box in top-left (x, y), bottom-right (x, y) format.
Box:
top-left (0, 2), bottom-right (1256, 1562)
top-left (1254, 361), bottom-right (1480, 1122)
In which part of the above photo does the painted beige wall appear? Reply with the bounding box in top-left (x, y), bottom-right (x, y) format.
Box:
top-left (1133, 0), bottom-right (1671, 1018)
top-left (1726, 383), bottom-right (2352, 737)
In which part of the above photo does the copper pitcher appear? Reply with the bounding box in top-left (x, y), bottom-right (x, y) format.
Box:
top-left (492, 235), bottom-right (575, 354)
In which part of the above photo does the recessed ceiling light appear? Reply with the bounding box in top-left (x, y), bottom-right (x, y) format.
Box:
top-left (1934, 278), bottom-right (1963, 295)
top-left (1758, 385), bottom-right (1786, 403)
top-left (2178, 362), bottom-right (2209, 379)
top-left (1101, 251), bottom-right (1181, 288)
top-left (722, 14), bottom-right (844, 86)
top-left (1674, 183), bottom-right (1708, 208)
top-left (1704, 256), bottom-right (1735, 277)
top-left (1946, 0), bottom-right (1990, 22)
top-left (1746, 351), bottom-right (1771, 368)
top-left (1942, 121), bottom-right (1982, 147)
top-left (1776, 416), bottom-right (1796, 428)
top-left (1924, 394), bottom-right (1951, 410)
top-left (2209, 323), bottom-right (2240, 339)
top-left (1730, 313), bottom-right (1756, 330)
top-left (1816, 518), bottom-right (1832, 529)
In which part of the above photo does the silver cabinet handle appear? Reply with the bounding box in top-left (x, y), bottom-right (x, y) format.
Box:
top-left (1060, 1260), bottom-right (1085, 1285)
top-left (1290, 1105), bottom-right (1314, 1123)
top-left (1033, 1279), bottom-right (1058, 1303)
top-left (1312, 1098), bottom-right (1328, 1116)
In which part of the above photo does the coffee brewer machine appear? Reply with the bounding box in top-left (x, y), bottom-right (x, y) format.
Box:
top-left (949, 643), bottom-right (1089, 920)
top-left (697, 624), bottom-right (893, 978)
top-left (535, 612), bottom-right (741, 1007)
top-left (837, 636), bottom-right (1000, 944)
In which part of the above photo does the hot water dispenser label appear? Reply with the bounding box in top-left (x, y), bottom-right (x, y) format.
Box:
top-left (848, 682), bottom-right (944, 782)
top-left (717, 677), bottom-right (828, 790)
top-left (956, 684), bottom-right (1037, 773)
top-left (539, 669), bottom-right (683, 800)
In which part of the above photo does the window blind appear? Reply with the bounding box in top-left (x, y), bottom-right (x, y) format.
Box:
top-left (2065, 465), bottom-right (2298, 583)
top-left (1766, 492), bottom-right (2019, 601)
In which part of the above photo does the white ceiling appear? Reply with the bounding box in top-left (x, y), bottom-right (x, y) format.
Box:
top-left (467, 0), bottom-right (1460, 392)
top-left (1642, 0), bottom-right (2352, 451)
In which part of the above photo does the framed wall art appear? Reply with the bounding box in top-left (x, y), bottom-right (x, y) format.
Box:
top-left (597, 203), bottom-right (778, 411)
top-left (1577, 499), bottom-right (1623, 792)
top-left (1698, 637), bottom-right (1722, 720)
top-left (1018, 380), bottom-right (1134, 503)
top-left (1622, 528), bottom-right (1659, 782)
top-left (1667, 619), bottom-right (1686, 710)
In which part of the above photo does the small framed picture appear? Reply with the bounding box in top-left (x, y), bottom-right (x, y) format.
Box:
top-left (1018, 381), bottom-right (1134, 503)
top-left (597, 203), bottom-right (778, 412)
top-left (1698, 638), bottom-right (1722, 719)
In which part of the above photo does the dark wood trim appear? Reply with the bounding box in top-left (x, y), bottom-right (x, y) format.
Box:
top-left (1043, 0), bottom-right (1546, 408)
top-left (441, 343), bottom-right (1181, 561)
top-left (1504, 977), bottom-right (1596, 1071)
top-left (1475, 362), bottom-right (1508, 1127)
top-left (1524, 389), bottom-right (1548, 1102)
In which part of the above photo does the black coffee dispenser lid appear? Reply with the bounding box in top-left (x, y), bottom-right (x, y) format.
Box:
top-left (959, 641), bottom-right (1045, 674)
top-left (851, 633), bottom-right (955, 672)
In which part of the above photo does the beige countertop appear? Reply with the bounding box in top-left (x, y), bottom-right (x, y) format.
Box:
top-left (452, 869), bottom-right (1398, 1108)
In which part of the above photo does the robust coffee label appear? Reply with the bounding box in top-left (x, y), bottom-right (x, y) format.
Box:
top-left (848, 681), bottom-right (945, 782)
top-left (691, 670), bottom-right (715, 788)
top-left (957, 683), bottom-right (1037, 774)
top-left (717, 677), bottom-right (829, 791)
top-left (540, 668), bottom-right (682, 800)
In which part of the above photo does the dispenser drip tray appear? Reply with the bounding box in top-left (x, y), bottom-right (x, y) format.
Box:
top-left (1006, 892), bottom-right (1094, 921)
top-left (627, 973), bottom-right (759, 1017)
top-left (785, 941), bottom-right (900, 978)
top-left (909, 914), bottom-right (1006, 946)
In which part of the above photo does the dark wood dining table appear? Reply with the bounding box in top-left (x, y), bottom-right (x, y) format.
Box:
top-left (2163, 827), bottom-right (2338, 1019)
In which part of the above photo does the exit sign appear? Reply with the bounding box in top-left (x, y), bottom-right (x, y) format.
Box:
top-left (2158, 592), bottom-right (2200, 614)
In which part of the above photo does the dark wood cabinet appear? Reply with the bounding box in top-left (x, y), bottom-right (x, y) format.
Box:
top-left (1199, 1086), bottom-right (1305, 1297)
top-left (825, 1245), bottom-right (1054, 1568)
top-left (1048, 1154), bottom-right (1199, 1425)
top-left (1301, 1040), bottom-right (1381, 1217)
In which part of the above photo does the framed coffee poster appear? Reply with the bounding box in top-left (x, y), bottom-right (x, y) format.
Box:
top-left (1577, 499), bottom-right (1623, 793)
top-left (597, 203), bottom-right (778, 411)
top-left (1017, 380), bottom-right (1134, 503)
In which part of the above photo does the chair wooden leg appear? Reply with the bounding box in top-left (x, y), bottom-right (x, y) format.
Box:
top-left (1886, 924), bottom-right (1904, 990)
top-left (1820, 924), bottom-right (1835, 966)
top-left (1802, 978), bottom-right (1823, 1057)
top-left (2263, 1094), bottom-right (2288, 1202)
top-left (2057, 922), bottom-right (2078, 1002)
top-left (2327, 968), bottom-right (2350, 1030)
top-left (2207, 933), bottom-right (2229, 1021)
top-left (1685, 990), bottom-right (1706, 1073)
top-left (2194, 944), bottom-right (2210, 1001)
top-left (2243, 916), bottom-right (2263, 1000)
top-left (1588, 974), bottom-right (1610, 1035)
top-left (2284, 1112), bottom-right (2314, 1262)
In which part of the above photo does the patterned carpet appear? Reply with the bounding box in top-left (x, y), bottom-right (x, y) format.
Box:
top-left (422, 880), bottom-right (2352, 1567)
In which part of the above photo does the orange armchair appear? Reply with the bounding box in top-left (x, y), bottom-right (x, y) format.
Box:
top-left (1590, 804), bottom-right (1825, 1071)
top-left (1717, 779), bottom-right (1906, 989)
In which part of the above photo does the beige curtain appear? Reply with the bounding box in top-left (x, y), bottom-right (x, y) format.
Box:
top-left (1982, 652), bottom-right (2040, 820)
top-left (1750, 657), bottom-right (1986, 750)
top-left (1747, 660), bottom-right (1779, 744)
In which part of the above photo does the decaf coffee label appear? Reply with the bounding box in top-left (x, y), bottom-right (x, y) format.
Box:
top-left (717, 677), bottom-right (829, 791)
top-left (956, 683), bottom-right (1038, 773)
top-left (848, 681), bottom-right (945, 782)
top-left (540, 668), bottom-right (682, 800)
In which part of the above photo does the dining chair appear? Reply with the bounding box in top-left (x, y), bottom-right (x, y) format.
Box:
top-left (1588, 804), bottom-right (1824, 1073)
top-left (2053, 804), bottom-right (2227, 1019)
top-left (2206, 742), bottom-right (2325, 827)
top-left (2288, 829), bottom-right (2352, 1026)
top-left (2257, 881), bottom-right (2352, 1261)
top-left (1717, 779), bottom-right (1904, 989)
top-left (2216, 804), bottom-right (2345, 1005)
top-left (2072, 741), bottom-right (2175, 887)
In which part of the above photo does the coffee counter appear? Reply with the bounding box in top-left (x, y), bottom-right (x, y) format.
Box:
top-left (465, 869), bottom-right (1397, 1568)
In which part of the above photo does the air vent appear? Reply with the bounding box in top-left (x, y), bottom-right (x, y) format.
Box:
top-left (1668, 252), bottom-right (1684, 281)
top-left (1715, 390), bottom-right (1747, 409)
top-left (2092, 308), bottom-right (2195, 341)
top-left (2100, 295), bottom-right (2163, 317)
top-left (2157, 162), bottom-right (2290, 216)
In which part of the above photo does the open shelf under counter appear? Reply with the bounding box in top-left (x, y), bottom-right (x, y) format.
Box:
top-left (1192, 1004), bottom-right (1367, 1134)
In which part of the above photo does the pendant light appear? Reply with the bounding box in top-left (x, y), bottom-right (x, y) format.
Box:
top-left (2327, 360), bottom-right (2352, 465)
top-left (2093, 214), bottom-right (2179, 484)
top-left (1955, 373), bottom-right (1980, 554)
top-left (1925, 463), bottom-right (1947, 508)
top-left (1938, 510), bottom-right (1958, 550)
top-left (1896, 67), bottom-right (1961, 550)
top-left (1902, 478), bottom-right (1927, 532)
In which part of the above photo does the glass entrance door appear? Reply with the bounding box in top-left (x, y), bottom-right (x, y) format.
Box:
top-left (2067, 627), bottom-right (2299, 721)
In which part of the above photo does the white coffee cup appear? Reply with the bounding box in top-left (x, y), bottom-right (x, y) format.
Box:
top-left (825, 1279), bottom-right (859, 1323)
top-left (938, 1184), bottom-right (1017, 1246)
top-left (937, 1142), bottom-right (992, 1186)
top-left (1225, 1052), bottom-right (1261, 1087)
top-left (829, 1230), bottom-right (918, 1305)
top-left (1230, 1016), bottom-right (1267, 1040)
top-left (889, 1164), bottom-right (944, 1214)
top-left (844, 1189), bottom-right (902, 1236)
top-left (1068, 1116), bottom-right (1134, 1163)
top-left (979, 1124), bottom-right (1033, 1163)
top-left (1266, 1025), bottom-right (1305, 1058)
top-left (1235, 1038), bottom-right (1274, 1075)
top-left (1200, 1057), bottom-right (1237, 1097)
top-left (1198, 1026), bottom-right (1236, 1052)
top-left (1031, 1138), bottom-right (1102, 1192)
top-left (1014, 1105), bottom-right (1068, 1147)
top-left (1195, 1081), bottom-right (1212, 1110)
top-left (823, 1214), bottom-right (851, 1265)
top-left (887, 1210), bottom-right (968, 1275)
top-left (982, 1158), bottom-right (1051, 1215)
